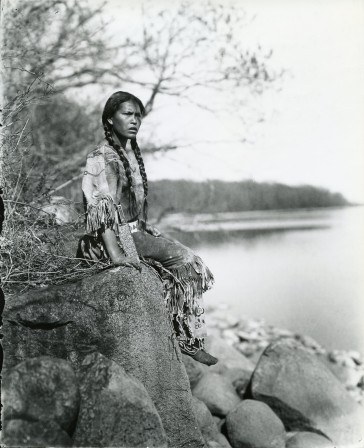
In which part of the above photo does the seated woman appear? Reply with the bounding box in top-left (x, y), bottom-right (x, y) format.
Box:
top-left (78, 91), bottom-right (217, 366)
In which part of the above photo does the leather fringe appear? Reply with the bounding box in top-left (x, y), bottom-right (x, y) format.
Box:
top-left (86, 195), bottom-right (116, 236)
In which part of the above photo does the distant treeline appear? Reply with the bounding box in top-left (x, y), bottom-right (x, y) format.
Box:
top-left (147, 179), bottom-right (349, 220)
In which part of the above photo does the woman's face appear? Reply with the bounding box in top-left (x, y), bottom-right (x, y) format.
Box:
top-left (108, 100), bottom-right (142, 139)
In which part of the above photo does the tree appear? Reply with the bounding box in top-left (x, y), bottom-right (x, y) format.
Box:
top-left (3, 0), bottom-right (278, 115)
top-left (3, 0), bottom-right (127, 98)
top-left (112, 1), bottom-right (278, 115)
top-left (2, 0), bottom-right (280, 201)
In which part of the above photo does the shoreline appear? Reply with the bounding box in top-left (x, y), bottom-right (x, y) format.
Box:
top-left (205, 304), bottom-right (364, 404)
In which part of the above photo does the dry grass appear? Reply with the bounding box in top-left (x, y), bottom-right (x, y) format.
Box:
top-left (0, 201), bottom-right (110, 295)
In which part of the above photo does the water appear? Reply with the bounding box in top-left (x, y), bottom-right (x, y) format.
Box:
top-left (164, 206), bottom-right (364, 353)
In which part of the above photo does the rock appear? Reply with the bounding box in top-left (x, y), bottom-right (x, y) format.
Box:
top-left (358, 375), bottom-right (364, 390)
top-left (2, 356), bottom-right (79, 434)
top-left (347, 350), bottom-right (362, 365)
top-left (236, 341), bottom-right (261, 359)
top-left (192, 397), bottom-right (232, 448)
top-left (41, 196), bottom-right (78, 224)
top-left (205, 335), bottom-right (255, 374)
top-left (328, 350), bottom-right (360, 367)
top-left (222, 329), bottom-right (240, 345)
top-left (249, 339), bottom-right (364, 447)
top-left (233, 377), bottom-right (250, 398)
top-left (73, 352), bottom-right (167, 447)
top-left (286, 432), bottom-right (335, 448)
top-left (3, 266), bottom-right (205, 448)
top-left (294, 334), bottom-right (323, 352)
top-left (221, 366), bottom-right (252, 386)
top-left (237, 330), bottom-right (265, 342)
top-left (206, 435), bottom-right (231, 448)
top-left (2, 419), bottom-right (72, 447)
top-left (192, 372), bottom-right (241, 417)
top-left (212, 416), bottom-right (225, 432)
top-left (182, 353), bottom-right (206, 388)
top-left (324, 359), bottom-right (363, 388)
top-left (214, 311), bottom-right (239, 329)
top-left (274, 327), bottom-right (294, 338)
top-left (226, 399), bottom-right (286, 448)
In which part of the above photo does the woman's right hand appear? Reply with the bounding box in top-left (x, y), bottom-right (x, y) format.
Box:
top-left (113, 256), bottom-right (142, 271)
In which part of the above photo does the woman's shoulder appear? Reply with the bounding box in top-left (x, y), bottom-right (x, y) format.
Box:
top-left (86, 142), bottom-right (113, 160)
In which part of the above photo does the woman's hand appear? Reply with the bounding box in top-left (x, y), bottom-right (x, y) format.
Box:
top-left (113, 256), bottom-right (142, 271)
top-left (144, 222), bottom-right (161, 237)
top-left (101, 228), bottom-right (141, 271)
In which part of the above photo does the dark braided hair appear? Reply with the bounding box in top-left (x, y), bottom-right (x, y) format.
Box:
top-left (131, 138), bottom-right (148, 225)
top-left (102, 91), bottom-right (148, 224)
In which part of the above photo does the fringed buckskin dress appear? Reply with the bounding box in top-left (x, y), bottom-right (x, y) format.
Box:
top-left (78, 142), bottom-right (214, 354)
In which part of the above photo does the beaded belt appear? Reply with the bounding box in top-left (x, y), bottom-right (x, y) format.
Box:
top-left (128, 220), bottom-right (139, 233)
top-left (116, 205), bottom-right (139, 234)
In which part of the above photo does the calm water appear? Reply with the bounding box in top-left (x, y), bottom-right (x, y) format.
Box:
top-left (165, 206), bottom-right (364, 353)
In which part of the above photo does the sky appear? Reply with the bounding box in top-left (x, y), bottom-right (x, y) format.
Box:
top-left (94, 0), bottom-right (364, 203)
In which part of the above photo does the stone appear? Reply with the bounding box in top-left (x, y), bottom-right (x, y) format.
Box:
top-left (2, 356), bottom-right (79, 434)
top-left (182, 353), bottom-right (206, 388)
top-left (222, 366), bottom-right (253, 385)
top-left (295, 334), bottom-right (323, 352)
top-left (3, 265), bottom-right (205, 448)
top-left (233, 377), bottom-right (250, 398)
top-left (328, 350), bottom-right (360, 367)
top-left (236, 341), bottom-right (261, 359)
top-left (324, 359), bottom-right (363, 388)
top-left (286, 432), bottom-right (335, 448)
top-left (213, 416), bottom-right (226, 432)
top-left (192, 372), bottom-right (241, 417)
top-left (222, 329), bottom-right (240, 345)
top-left (207, 436), bottom-right (231, 448)
top-left (226, 399), bottom-right (286, 448)
top-left (249, 339), bottom-right (364, 447)
top-left (41, 196), bottom-right (78, 224)
top-left (73, 352), bottom-right (167, 447)
top-left (192, 397), bottom-right (232, 448)
top-left (347, 350), bottom-right (362, 365)
top-left (2, 419), bottom-right (72, 447)
top-left (205, 335), bottom-right (255, 373)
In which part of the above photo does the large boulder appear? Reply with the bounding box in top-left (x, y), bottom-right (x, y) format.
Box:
top-left (2, 419), bottom-right (72, 447)
top-left (249, 339), bottom-right (364, 447)
top-left (2, 356), bottom-right (80, 434)
top-left (192, 372), bottom-right (241, 417)
top-left (225, 399), bottom-right (286, 448)
top-left (41, 195), bottom-right (78, 224)
top-left (192, 397), bottom-right (232, 448)
top-left (3, 265), bottom-right (205, 448)
top-left (205, 335), bottom-right (255, 376)
top-left (73, 352), bottom-right (167, 447)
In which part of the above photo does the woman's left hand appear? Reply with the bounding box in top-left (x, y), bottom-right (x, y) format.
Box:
top-left (144, 223), bottom-right (161, 237)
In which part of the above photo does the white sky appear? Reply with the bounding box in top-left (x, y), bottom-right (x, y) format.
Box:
top-left (94, 0), bottom-right (364, 203)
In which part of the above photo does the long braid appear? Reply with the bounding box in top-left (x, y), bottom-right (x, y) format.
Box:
top-left (131, 138), bottom-right (148, 225)
top-left (103, 124), bottom-right (138, 218)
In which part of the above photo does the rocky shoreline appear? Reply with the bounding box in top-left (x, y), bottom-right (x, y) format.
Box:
top-left (3, 266), bottom-right (364, 448)
top-left (205, 304), bottom-right (364, 405)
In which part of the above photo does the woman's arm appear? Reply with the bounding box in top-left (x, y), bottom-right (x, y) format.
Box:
top-left (101, 228), bottom-right (141, 271)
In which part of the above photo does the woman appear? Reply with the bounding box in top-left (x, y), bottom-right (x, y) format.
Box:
top-left (78, 91), bottom-right (217, 366)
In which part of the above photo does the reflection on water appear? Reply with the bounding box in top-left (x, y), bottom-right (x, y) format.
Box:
top-left (163, 206), bottom-right (364, 353)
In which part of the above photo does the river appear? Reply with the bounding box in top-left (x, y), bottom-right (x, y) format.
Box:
top-left (161, 206), bottom-right (364, 354)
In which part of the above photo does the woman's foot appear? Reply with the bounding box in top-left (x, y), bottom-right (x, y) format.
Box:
top-left (179, 340), bottom-right (218, 366)
top-left (180, 347), bottom-right (218, 366)
top-left (190, 349), bottom-right (218, 366)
